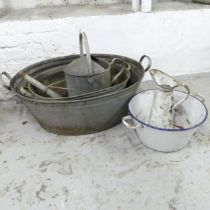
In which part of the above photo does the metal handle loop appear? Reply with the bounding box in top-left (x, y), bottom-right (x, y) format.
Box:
top-left (79, 32), bottom-right (93, 76)
top-left (122, 116), bottom-right (139, 129)
top-left (190, 93), bottom-right (205, 103)
top-left (0, 71), bottom-right (16, 101)
top-left (109, 58), bottom-right (131, 85)
top-left (110, 58), bottom-right (131, 71)
top-left (0, 71), bottom-right (12, 90)
top-left (139, 55), bottom-right (152, 72)
top-left (172, 84), bottom-right (190, 109)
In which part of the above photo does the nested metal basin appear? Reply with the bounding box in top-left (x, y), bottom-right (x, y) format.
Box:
top-left (27, 62), bottom-right (130, 100)
top-left (10, 54), bottom-right (150, 135)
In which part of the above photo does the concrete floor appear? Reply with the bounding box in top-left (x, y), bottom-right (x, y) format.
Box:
top-left (0, 72), bottom-right (210, 210)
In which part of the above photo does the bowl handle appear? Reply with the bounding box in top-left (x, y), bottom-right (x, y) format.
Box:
top-left (190, 93), bottom-right (205, 103)
top-left (122, 116), bottom-right (139, 129)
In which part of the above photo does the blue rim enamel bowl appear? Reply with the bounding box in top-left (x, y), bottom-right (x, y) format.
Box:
top-left (123, 89), bottom-right (208, 152)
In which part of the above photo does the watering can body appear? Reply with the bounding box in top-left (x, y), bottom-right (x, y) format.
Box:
top-left (64, 32), bottom-right (111, 96)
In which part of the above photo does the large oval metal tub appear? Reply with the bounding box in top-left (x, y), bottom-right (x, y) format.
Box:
top-left (10, 54), bottom-right (151, 135)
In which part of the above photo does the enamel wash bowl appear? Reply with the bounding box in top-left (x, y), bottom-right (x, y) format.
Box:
top-left (123, 89), bottom-right (208, 152)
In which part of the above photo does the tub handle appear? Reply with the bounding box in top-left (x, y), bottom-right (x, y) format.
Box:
top-left (139, 55), bottom-right (152, 72)
top-left (109, 58), bottom-right (131, 85)
top-left (0, 71), bottom-right (16, 101)
top-left (0, 71), bottom-right (12, 90)
top-left (110, 58), bottom-right (131, 71)
top-left (122, 116), bottom-right (139, 129)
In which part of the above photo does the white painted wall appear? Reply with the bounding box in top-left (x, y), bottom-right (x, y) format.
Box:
top-left (0, 9), bottom-right (210, 79)
top-left (0, 0), bottom-right (128, 9)
top-left (0, 0), bottom-right (193, 10)
top-left (0, 1), bottom-right (193, 10)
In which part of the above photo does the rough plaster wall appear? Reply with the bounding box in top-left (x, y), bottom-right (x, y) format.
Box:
top-left (0, 0), bottom-right (126, 9)
top-left (0, 0), bottom-right (64, 9)
top-left (0, 9), bottom-right (210, 78)
top-left (0, 1), bottom-right (194, 9)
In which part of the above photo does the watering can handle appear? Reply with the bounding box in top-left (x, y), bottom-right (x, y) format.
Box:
top-left (172, 84), bottom-right (190, 110)
top-left (139, 55), bottom-right (152, 72)
top-left (79, 32), bottom-right (93, 76)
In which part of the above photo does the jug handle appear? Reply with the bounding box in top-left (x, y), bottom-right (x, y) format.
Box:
top-left (172, 84), bottom-right (190, 110)
top-left (139, 55), bottom-right (152, 72)
top-left (79, 32), bottom-right (93, 76)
